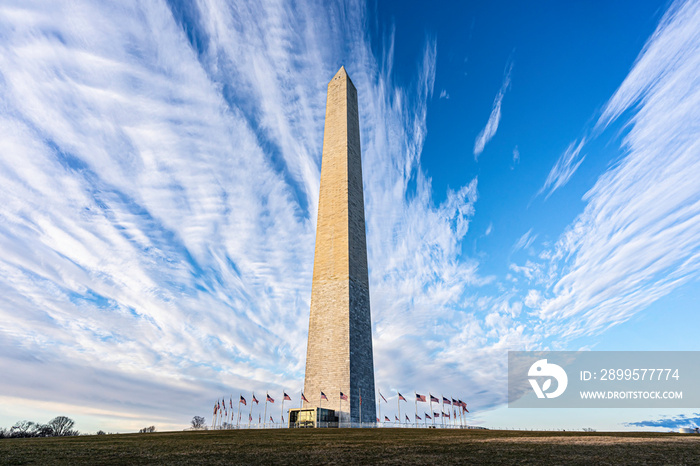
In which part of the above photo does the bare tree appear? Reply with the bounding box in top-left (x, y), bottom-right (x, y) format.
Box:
top-left (48, 416), bottom-right (76, 436)
top-left (10, 421), bottom-right (37, 438)
top-left (35, 424), bottom-right (55, 437)
top-left (139, 426), bottom-right (156, 433)
top-left (191, 416), bottom-right (206, 429)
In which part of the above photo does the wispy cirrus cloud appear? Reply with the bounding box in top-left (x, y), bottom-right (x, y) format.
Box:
top-left (2, 0), bottom-right (698, 434)
top-left (537, 138), bottom-right (586, 199)
top-left (0, 0), bottom-right (489, 431)
top-left (473, 61), bottom-right (513, 159)
top-left (512, 229), bottom-right (537, 253)
top-left (530, 0), bottom-right (700, 339)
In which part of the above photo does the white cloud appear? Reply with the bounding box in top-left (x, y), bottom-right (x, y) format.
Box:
top-left (512, 146), bottom-right (520, 166)
top-left (439, 89), bottom-right (450, 99)
top-left (0, 0), bottom-right (489, 431)
top-left (2, 0), bottom-right (697, 432)
top-left (523, 290), bottom-right (542, 308)
top-left (512, 229), bottom-right (537, 253)
top-left (536, 0), bottom-right (700, 338)
top-left (473, 61), bottom-right (513, 159)
top-left (538, 139), bottom-right (586, 199)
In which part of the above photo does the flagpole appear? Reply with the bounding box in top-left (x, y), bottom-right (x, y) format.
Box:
top-left (450, 397), bottom-right (457, 427)
top-left (441, 395), bottom-right (444, 428)
top-left (248, 393), bottom-right (253, 428)
top-left (281, 390), bottom-right (285, 428)
top-left (338, 392), bottom-right (342, 427)
top-left (263, 393), bottom-right (268, 429)
top-left (377, 390), bottom-right (381, 428)
top-left (235, 395), bottom-right (240, 428)
top-left (429, 394), bottom-right (434, 427)
top-left (414, 392), bottom-right (418, 428)
top-left (397, 392), bottom-right (400, 427)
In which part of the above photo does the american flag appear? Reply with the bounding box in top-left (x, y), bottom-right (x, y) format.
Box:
top-left (384, 416), bottom-right (390, 422)
top-left (284, 392), bottom-right (292, 401)
top-left (415, 414), bottom-right (422, 420)
top-left (252, 394), bottom-right (259, 404)
top-left (266, 394), bottom-right (274, 403)
top-left (452, 398), bottom-right (458, 405)
top-left (443, 397), bottom-right (451, 405)
top-left (434, 412), bottom-right (440, 417)
top-left (405, 415), bottom-right (410, 422)
top-left (398, 392), bottom-right (406, 401)
top-left (249, 414), bottom-right (252, 421)
top-left (230, 397), bottom-right (233, 409)
top-left (376, 417), bottom-right (380, 422)
top-left (444, 411), bottom-right (450, 418)
top-left (430, 394), bottom-right (439, 403)
top-left (340, 392), bottom-right (348, 401)
top-left (425, 413), bottom-right (431, 419)
top-left (394, 415), bottom-right (399, 421)
top-left (270, 416), bottom-right (274, 423)
top-left (240, 395), bottom-right (247, 406)
top-left (379, 391), bottom-right (387, 403)
top-left (301, 393), bottom-right (309, 403)
top-left (320, 392), bottom-right (328, 401)
top-left (416, 393), bottom-right (426, 402)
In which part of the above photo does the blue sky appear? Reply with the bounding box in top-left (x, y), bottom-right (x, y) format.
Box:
top-left (0, 0), bottom-right (699, 433)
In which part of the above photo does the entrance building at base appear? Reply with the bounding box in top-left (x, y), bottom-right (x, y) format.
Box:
top-left (288, 407), bottom-right (339, 428)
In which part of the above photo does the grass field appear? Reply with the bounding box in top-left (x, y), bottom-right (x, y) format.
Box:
top-left (1, 428), bottom-right (699, 465)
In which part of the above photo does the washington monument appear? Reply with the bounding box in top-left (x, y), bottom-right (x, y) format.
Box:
top-left (302, 66), bottom-right (376, 424)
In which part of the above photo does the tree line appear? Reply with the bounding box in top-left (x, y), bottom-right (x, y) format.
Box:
top-left (0, 416), bottom-right (79, 438)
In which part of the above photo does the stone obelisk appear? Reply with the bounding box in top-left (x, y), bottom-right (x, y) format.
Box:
top-left (303, 66), bottom-right (376, 424)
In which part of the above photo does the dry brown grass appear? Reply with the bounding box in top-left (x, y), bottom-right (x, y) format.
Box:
top-left (1, 428), bottom-right (698, 465)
